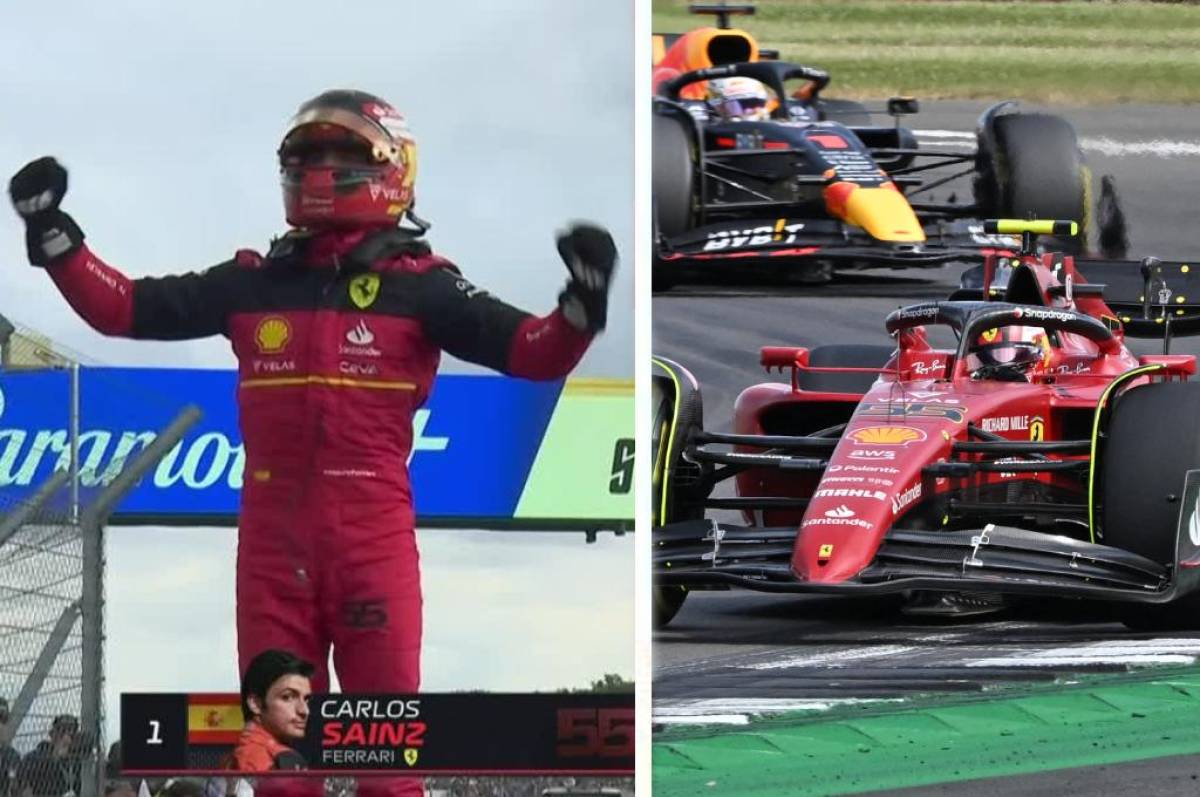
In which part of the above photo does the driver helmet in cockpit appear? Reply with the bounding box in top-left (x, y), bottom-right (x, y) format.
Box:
top-left (965, 325), bottom-right (1047, 380)
top-left (706, 77), bottom-right (771, 122)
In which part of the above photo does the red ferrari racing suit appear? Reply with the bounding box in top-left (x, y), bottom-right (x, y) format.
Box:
top-left (43, 227), bottom-right (592, 698)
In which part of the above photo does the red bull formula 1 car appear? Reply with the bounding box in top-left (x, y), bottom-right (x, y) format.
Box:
top-left (652, 4), bottom-right (1097, 289)
top-left (653, 219), bottom-right (1200, 629)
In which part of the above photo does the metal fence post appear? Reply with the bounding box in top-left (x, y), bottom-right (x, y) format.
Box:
top-left (0, 313), bottom-right (13, 367)
top-left (78, 405), bottom-right (202, 797)
top-left (70, 363), bottom-right (81, 525)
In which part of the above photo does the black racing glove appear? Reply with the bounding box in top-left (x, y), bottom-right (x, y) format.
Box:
top-left (556, 222), bottom-right (617, 333)
top-left (8, 156), bottom-right (85, 266)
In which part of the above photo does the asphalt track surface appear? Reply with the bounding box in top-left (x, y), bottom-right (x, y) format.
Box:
top-left (652, 102), bottom-right (1200, 794)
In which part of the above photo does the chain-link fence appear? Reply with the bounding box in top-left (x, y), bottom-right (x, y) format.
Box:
top-left (0, 317), bottom-right (199, 797)
top-left (0, 324), bottom-right (88, 797)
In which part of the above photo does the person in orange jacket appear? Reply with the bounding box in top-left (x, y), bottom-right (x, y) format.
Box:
top-left (226, 649), bottom-right (313, 773)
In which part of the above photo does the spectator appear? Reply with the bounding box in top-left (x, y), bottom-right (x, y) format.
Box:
top-left (14, 714), bottom-right (78, 797)
top-left (103, 740), bottom-right (140, 797)
top-left (0, 699), bottom-right (21, 797)
top-left (156, 780), bottom-right (205, 797)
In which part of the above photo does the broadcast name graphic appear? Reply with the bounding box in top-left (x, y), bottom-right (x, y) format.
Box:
top-left (319, 698), bottom-right (425, 767)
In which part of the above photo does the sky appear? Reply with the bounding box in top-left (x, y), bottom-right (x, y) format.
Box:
top-left (0, 0), bottom-right (635, 749)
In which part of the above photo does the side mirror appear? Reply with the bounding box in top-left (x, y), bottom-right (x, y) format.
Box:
top-left (887, 96), bottom-right (920, 116)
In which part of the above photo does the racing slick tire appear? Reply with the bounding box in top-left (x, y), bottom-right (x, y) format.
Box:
top-left (652, 356), bottom-right (706, 627)
top-left (653, 111), bottom-right (697, 240)
top-left (1102, 381), bottom-right (1200, 630)
top-left (653, 110), bottom-right (699, 293)
top-left (981, 113), bottom-right (1090, 254)
top-left (797, 345), bottom-right (894, 394)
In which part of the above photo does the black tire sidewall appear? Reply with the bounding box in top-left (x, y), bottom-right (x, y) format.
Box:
top-left (992, 113), bottom-right (1088, 252)
top-left (1102, 381), bottom-right (1200, 564)
top-left (653, 112), bottom-right (697, 239)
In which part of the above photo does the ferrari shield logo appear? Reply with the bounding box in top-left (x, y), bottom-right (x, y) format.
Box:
top-left (403, 748), bottom-right (419, 767)
top-left (1029, 416), bottom-right (1045, 441)
top-left (349, 274), bottom-right (381, 309)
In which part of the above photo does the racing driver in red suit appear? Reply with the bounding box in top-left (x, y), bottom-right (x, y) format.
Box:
top-left (8, 89), bottom-right (617, 795)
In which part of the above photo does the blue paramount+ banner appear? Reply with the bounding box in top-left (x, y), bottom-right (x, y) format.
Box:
top-left (0, 367), bottom-right (604, 528)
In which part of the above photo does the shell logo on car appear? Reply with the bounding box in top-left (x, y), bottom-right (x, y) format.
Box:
top-left (848, 426), bottom-right (926, 446)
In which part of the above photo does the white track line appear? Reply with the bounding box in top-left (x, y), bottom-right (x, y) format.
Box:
top-left (1079, 136), bottom-right (1200, 158)
top-left (970, 655), bottom-right (1196, 667)
top-left (655, 714), bottom-right (751, 726)
top-left (654, 697), bottom-right (901, 726)
top-left (740, 644), bottom-right (917, 670)
top-left (913, 129), bottom-right (976, 140)
top-left (914, 128), bottom-right (1200, 158)
top-left (966, 638), bottom-right (1200, 668)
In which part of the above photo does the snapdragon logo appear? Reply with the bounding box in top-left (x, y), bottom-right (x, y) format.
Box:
top-left (0, 385), bottom-right (448, 491)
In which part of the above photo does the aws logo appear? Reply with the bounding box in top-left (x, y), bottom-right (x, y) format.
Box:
top-left (254, 317), bottom-right (291, 354)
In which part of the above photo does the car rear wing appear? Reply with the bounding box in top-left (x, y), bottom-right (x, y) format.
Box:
top-left (961, 219), bottom-right (1200, 345)
top-left (1075, 256), bottom-right (1200, 340)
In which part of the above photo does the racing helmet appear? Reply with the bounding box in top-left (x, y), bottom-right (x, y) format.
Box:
top-left (278, 89), bottom-right (417, 228)
top-left (966, 326), bottom-right (1046, 378)
top-left (706, 77), bottom-right (770, 121)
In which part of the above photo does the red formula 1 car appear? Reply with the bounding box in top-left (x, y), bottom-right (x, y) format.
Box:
top-left (653, 219), bottom-right (1200, 629)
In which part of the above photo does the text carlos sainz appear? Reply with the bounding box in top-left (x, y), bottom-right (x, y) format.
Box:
top-left (319, 698), bottom-right (424, 767)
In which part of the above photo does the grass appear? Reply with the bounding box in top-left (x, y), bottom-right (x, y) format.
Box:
top-left (652, 0), bottom-right (1200, 103)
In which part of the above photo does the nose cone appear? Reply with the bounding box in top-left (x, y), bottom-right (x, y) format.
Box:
top-left (793, 422), bottom-right (944, 583)
top-left (824, 182), bottom-right (926, 242)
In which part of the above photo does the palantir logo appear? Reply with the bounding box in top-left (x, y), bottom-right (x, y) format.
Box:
top-left (346, 320), bottom-right (375, 346)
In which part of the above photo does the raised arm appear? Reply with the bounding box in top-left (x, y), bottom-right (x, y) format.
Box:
top-left (417, 223), bottom-right (618, 379)
top-left (9, 156), bottom-right (238, 339)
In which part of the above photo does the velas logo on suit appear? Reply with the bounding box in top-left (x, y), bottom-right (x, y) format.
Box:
top-left (254, 316), bottom-right (291, 354)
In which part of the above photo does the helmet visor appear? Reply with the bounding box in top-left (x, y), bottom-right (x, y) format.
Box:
top-left (279, 125), bottom-right (377, 168)
top-left (723, 97), bottom-right (767, 118)
top-left (280, 107), bottom-right (410, 166)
